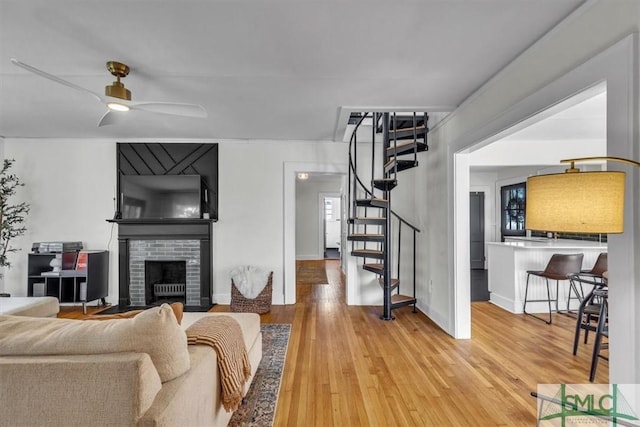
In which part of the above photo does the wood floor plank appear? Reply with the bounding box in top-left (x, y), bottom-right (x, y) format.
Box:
top-left (58, 259), bottom-right (608, 425)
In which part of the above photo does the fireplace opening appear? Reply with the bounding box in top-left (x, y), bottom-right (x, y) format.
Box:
top-left (145, 260), bottom-right (187, 305)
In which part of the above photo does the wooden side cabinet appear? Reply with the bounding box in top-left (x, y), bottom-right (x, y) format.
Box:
top-left (28, 250), bottom-right (109, 313)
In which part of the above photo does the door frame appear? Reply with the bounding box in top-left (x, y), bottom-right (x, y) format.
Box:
top-left (283, 162), bottom-right (348, 304)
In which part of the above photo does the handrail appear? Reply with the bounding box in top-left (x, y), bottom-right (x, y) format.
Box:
top-left (348, 113), bottom-right (421, 233)
top-left (392, 211), bottom-right (420, 232)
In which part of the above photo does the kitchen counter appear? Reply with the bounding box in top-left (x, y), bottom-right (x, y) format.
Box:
top-left (498, 237), bottom-right (606, 248)
top-left (486, 239), bottom-right (606, 314)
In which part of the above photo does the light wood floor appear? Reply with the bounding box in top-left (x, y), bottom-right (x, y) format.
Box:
top-left (59, 259), bottom-right (608, 426)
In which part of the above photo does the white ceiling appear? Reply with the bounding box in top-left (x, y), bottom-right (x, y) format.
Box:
top-left (470, 90), bottom-right (606, 170)
top-left (500, 91), bottom-right (606, 143)
top-left (0, 0), bottom-right (584, 141)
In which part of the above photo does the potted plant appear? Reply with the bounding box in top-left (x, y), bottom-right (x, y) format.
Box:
top-left (0, 159), bottom-right (30, 296)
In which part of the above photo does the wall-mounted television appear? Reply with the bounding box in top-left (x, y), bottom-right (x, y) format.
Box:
top-left (120, 175), bottom-right (202, 219)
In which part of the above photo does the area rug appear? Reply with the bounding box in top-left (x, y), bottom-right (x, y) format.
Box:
top-left (228, 323), bottom-right (291, 427)
top-left (296, 260), bottom-right (329, 285)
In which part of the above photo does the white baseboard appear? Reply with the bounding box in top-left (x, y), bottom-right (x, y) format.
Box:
top-left (212, 293), bottom-right (231, 305)
top-left (489, 292), bottom-right (580, 314)
top-left (489, 293), bottom-right (518, 313)
top-left (415, 302), bottom-right (450, 335)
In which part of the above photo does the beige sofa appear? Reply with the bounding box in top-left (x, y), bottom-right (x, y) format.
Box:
top-left (0, 305), bottom-right (262, 427)
top-left (0, 296), bottom-right (60, 317)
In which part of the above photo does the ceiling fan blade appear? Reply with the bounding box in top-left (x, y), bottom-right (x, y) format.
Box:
top-left (11, 58), bottom-right (104, 103)
top-left (97, 110), bottom-right (124, 127)
top-left (131, 102), bottom-right (207, 118)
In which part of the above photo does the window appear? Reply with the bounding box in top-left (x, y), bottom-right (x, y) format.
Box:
top-left (501, 182), bottom-right (526, 239)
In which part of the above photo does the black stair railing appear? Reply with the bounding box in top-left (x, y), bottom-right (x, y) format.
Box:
top-left (347, 111), bottom-right (422, 319)
top-left (391, 213), bottom-right (420, 305)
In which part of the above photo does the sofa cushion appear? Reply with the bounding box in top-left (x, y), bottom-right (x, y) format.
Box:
top-left (0, 296), bottom-right (59, 317)
top-left (0, 303), bottom-right (189, 382)
top-left (86, 302), bottom-right (184, 325)
top-left (0, 353), bottom-right (163, 425)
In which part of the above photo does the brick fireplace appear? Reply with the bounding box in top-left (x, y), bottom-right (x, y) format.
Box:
top-left (116, 220), bottom-right (212, 309)
top-left (129, 241), bottom-right (200, 306)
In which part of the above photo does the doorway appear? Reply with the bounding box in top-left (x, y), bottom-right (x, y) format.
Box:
top-left (470, 192), bottom-right (489, 301)
top-left (323, 195), bottom-right (341, 259)
top-left (453, 75), bottom-right (615, 341)
top-left (447, 35), bottom-right (637, 384)
top-left (284, 162), bottom-right (349, 304)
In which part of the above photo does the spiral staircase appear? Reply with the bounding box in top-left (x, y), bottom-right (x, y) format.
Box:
top-left (347, 112), bottom-right (428, 320)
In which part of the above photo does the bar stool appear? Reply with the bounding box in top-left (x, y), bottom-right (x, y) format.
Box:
top-left (571, 274), bottom-right (606, 355)
top-left (589, 287), bottom-right (608, 382)
top-left (568, 252), bottom-right (607, 307)
top-left (523, 253), bottom-right (584, 324)
top-left (587, 253), bottom-right (608, 277)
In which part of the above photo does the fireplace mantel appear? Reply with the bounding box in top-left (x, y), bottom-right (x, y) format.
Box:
top-left (111, 219), bottom-right (213, 309)
top-left (110, 218), bottom-right (214, 240)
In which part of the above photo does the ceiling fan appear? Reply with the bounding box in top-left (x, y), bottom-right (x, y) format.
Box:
top-left (10, 58), bottom-right (207, 127)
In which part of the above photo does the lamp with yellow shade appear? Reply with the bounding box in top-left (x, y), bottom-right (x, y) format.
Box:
top-left (525, 156), bottom-right (639, 234)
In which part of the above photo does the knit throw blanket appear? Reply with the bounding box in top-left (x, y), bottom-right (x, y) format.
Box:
top-left (185, 316), bottom-right (252, 412)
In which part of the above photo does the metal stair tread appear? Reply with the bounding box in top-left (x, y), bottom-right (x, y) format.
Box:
top-left (350, 216), bottom-right (386, 224)
top-left (388, 124), bottom-right (427, 135)
top-left (385, 141), bottom-right (428, 157)
top-left (348, 233), bottom-right (385, 241)
top-left (384, 158), bottom-right (419, 173)
top-left (386, 140), bottom-right (419, 151)
top-left (355, 198), bottom-right (388, 207)
top-left (391, 294), bottom-right (417, 306)
top-left (378, 277), bottom-right (399, 291)
top-left (351, 249), bottom-right (384, 259)
top-left (372, 178), bottom-right (398, 191)
top-left (363, 263), bottom-right (384, 274)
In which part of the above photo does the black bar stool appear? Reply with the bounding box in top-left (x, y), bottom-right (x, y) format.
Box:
top-left (571, 274), bottom-right (606, 355)
top-left (589, 287), bottom-right (608, 382)
top-left (568, 252), bottom-right (607, 308)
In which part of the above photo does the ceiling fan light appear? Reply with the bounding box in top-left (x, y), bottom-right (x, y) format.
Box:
top-left (107, 102), bottom-right (130, 112)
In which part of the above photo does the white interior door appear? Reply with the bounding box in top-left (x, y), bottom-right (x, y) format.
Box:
top-left (324, 197), bottom-right (341, 249)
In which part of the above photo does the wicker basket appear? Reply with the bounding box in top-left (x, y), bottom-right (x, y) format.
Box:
top-left (230, 271), bottom-right (273, 314)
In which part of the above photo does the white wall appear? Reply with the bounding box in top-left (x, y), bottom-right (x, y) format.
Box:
top-left (419, 1), bottom-right (640, 383)
top-left (295, 177), bottom-right (342, 259)
top-left (470, 139), bottom-right (604, 166)
top-left (2, 138), bottom-right (348, 307)
top-left (3, 139), bottom-right (117, 298)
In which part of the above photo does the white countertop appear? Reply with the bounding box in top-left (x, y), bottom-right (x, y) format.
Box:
top-left (487, 239), bottom-right (607, 249)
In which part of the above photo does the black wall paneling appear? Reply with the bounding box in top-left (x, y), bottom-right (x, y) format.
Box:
top-left (116, 143), bottom-right (219, 220)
